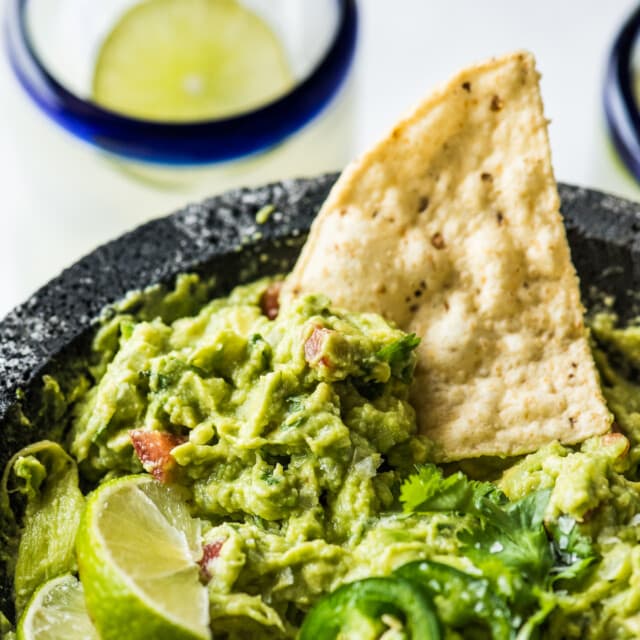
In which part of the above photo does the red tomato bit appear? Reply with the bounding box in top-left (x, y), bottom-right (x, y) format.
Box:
top-left (304, 326), bottom-right (334, 367)
top-left (199, 540), bottom-right (225, 581)
top-left (260, 281), bottom-right (283, 320)
top-left (129, 430), bottom-right (186, 483)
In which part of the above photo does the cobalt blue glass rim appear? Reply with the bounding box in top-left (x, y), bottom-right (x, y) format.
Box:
top-left (4, 0), bottom-right (358, 166)
top-left (604, 3), bottom-right (640, 182)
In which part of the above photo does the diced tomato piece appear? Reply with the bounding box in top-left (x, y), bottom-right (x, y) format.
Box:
top-left (260, 282), bottom-right (283, 320)
top-left (304, 325), bottom-right (334, 367)
top-left (129, 430), bottom-right (186, 483)
top-left (198, 540), bottom-right (225, 581)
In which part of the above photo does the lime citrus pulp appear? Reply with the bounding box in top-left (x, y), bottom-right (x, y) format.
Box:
top-left (93, 0), bottom-right (294, 121)
top-left (76, 474), bottom-right (209, 640)
top-left (17, 574), bottom-right (98, 640)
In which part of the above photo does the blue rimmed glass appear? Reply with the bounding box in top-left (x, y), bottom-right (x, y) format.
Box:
top-left (4, 0), bottom-right (358, 166)
top-left (604, 3), bottom-right (640, 183)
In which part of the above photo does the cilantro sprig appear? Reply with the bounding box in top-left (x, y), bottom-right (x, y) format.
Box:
top-left (400, 464), bottom-right (597, 637)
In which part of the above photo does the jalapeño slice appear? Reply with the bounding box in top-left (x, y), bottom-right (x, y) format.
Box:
top-left (395, 560), bottom-right (512, 640)
top-left (299, 576), bottom-right (441, 640)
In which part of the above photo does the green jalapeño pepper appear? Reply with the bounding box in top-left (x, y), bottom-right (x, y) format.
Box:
top-left (394, 560), bottom-right (513, 640)
top-left (298, 576), bottom-right (441, 640)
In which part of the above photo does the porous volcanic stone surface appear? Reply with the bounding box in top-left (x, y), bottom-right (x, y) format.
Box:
top-left (560, 183), bottom-right (640, 316)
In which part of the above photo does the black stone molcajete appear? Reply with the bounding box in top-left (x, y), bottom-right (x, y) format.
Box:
top-left (0, 176), bottom-right (639, 619)
top-left (2, 177), bottom-right (640, 436)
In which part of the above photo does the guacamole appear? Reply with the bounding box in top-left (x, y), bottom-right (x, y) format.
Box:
top-left (4, 276), bottom-right (640, 639)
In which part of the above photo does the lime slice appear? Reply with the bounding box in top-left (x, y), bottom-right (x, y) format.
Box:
top-left (17, 574), bottom-right (98, 640)
top-left (93, 0), bottom-right (294, 121)
top-left (76, 475), bottom-right (210, 640)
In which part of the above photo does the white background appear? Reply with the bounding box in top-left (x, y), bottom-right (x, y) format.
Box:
top-left (1, 0), bottom-right (639, 317)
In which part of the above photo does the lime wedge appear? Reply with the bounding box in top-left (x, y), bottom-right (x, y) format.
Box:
top-left (76, 475), bottom-right (209, 640)
top-left (17, 574), bottom-right (98, 640)
top-left (93, 0), bottom-right (294, 121)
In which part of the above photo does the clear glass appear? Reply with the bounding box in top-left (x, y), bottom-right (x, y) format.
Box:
top-left (3, 0), bottom-right (357, 311)
top-left (7, 0), bottom-right (357, 170)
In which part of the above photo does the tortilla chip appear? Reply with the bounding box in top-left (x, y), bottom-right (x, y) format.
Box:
top-left (284, 51), bottom-right (611, 460)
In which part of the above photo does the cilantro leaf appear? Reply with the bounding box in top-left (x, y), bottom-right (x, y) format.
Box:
top-left (459, 490), bottom-right (554, 585)
top-left (548, 515), bottom-right (598, 583)
top-left (376, 334), bottom-right (420, 382)
top-left (399, 463), bottom-right (500, 514)
top-left (377, 334), bottom-right (421, 363)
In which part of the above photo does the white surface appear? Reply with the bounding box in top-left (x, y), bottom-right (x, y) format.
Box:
top-left (1, 0), bottom-right (639, 317)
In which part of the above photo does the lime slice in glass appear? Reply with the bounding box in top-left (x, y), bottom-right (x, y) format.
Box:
top-left (93, 0), bottom-right (294, 121)
top-left (17, 574), bottom-right (98, 640)
top-left (76, 475), bottom-right (209, 640)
